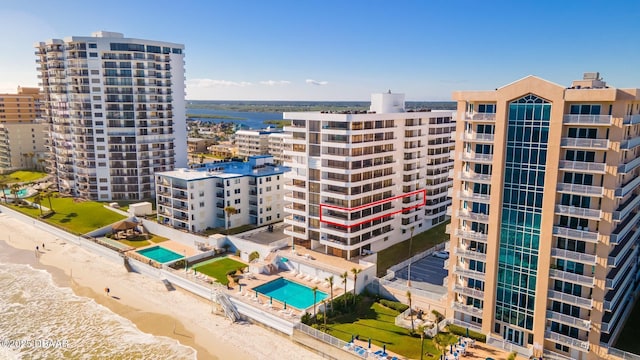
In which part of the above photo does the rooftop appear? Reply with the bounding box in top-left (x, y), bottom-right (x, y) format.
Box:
top-left (159, 156), bottom-right (290, 181)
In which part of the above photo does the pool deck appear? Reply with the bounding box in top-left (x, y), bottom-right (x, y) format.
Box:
top-left (156, 240), bottom-right (201, 257)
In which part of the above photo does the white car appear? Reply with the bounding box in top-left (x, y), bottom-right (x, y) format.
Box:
top-left (433, 251), bottom-right (449, 259)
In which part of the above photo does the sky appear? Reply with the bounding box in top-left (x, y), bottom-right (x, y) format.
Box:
top-left (2, 0), bottom-right (640, 101)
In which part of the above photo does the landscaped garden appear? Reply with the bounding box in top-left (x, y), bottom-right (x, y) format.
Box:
top-left (376, 220), bottom-right (450, 276)
top-left (118, 234), bottom-right (169, 248)
top-left (192, 257), bottom-right (246, 285)
top-left (6, 193), bottom-right (126, 234)
top-left (306, 295), bottom-right (459, 359)
top-left (0, 170), bottom-right (47, 184)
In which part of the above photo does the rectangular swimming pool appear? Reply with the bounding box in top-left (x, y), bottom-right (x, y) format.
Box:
top-left (136, 246), bottom-right (184, 263)
top-left (253, 278), bottom-right (327, 310)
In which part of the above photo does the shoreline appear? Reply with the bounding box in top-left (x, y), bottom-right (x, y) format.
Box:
top-left (0, 213), bottom-right (322, 360)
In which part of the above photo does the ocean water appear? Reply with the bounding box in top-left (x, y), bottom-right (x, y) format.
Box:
top-left (0, 263), bottom-right (196, 360)
top-left (187, 108), bottom-right (282, 129)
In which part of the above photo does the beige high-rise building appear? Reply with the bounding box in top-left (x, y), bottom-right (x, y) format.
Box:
top-left (0, 87), bottom-right (47, 170)
top-left (447, 73), bottom-right (640, 359)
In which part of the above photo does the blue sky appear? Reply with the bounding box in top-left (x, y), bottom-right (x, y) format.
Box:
top-left (2, 1), bottom-right (640, 101)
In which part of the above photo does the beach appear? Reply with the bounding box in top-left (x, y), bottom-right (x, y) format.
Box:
top-left (0, 213), bottom-right (322, 360)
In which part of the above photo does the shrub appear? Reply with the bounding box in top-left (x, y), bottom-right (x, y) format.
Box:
top-left (249, 251), bottom-right (260, 262)
top-left (235, 249), bottom-right (241, 257)
top-left (301, 312), bottom-right (312, 325)
top-left (379, 299), bottom-right (409, 313)
top-left (432, 309), bottom-right (444, 322)
top-left (507, 351), bottom-right (517, 360)
top-left (447, 324), bottom-right (486, 342)
top-left (226, 269), bottom-right (237, 277)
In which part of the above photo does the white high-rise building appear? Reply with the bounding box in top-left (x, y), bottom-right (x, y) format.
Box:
top-left (36, 31), bottom-right (187, 200)
top-left (283, 93), bottom-right (455, 259)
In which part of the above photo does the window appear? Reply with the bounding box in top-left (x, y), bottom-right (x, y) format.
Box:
top-left (92, 95), bottom-right (101, 100)
top-left (570, 104), bottom-right (601, 115)
top-left (89, 52), bottom-right (98, 57)
top-left (94, 112), bottom-right (103, 117)
top-left (234, 189), bottom-right (240, 194)
top-left (234, 199), bottom-right (240, 204)
top-left (200, 202), bottom-right (205, 207)
top-left (89, 43), bottom-right (97, 48)
top-left (477, 104), bottom-right (496, 113)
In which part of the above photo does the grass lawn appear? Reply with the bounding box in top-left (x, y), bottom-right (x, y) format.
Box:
top-left (118, 234), bottom-right (168, 248)
top-left (7, 195), bottom-right (126, 234)
top-left (193, 257), bottom-right (246, 285)
top-left (0, 170), bottom-right (47, 184)
top-left (325, 301), bottom-right (457, 359)
top-left (614, 297), bottom-right (640, 354)
top-left (376, 220), bottom-right (450, 277)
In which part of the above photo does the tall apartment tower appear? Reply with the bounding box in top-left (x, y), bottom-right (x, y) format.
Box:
top-left (447, 74), bottom-right (640, 359)
top-left (35, 31), bottom-right (187, 200)
top-left (0, 87), bottom-right (48, 170)
top-left (283, 93), bottom-right (455, 259)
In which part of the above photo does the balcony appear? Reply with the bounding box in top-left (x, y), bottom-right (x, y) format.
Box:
top-left (623, 114), bottom-right (640, 125)
top-left (610, 210), bottom-right (640, 244)
top-left (547, 290), bottom-right (593, 309)
top-left (464, 112), bottom-right (495, 122)
top-left (454, 266), bottom-right (486, 281)
top-left (458, 190), bottom-right (491, 203)
top-left (452, 302), bottom-right (484, 317)
top-left (555, 205), bottom-right (602, 220)
top-left (621, 136), bottom-right (640, 150)
top-left (459, 171), bottom-right (492, 183)
top-left (618, 156), bottom-right (640, 174)
top-left (615, 175), bottom-right (640, 198)
top-left (553, 226), bottom-right (599, 243)
top-left (613, 193), bottom-right (640, 221)
top-left (606, 261), bottom-right (635, 290)
top-left (456, 209), bottom-right (489, 223)
top-left (556, 183), bottom-right (604, 196)
top-left (551, 248), bottom-right (597, 265)
top-left (558, 160), bottom-right (606, 174)
top-left (549, 269), bottom-right (594, 287)
top-left (560, 138), bottom-right (609, 150)
top-left (463, 132), bottom-right (495, 142)
top-left (544, 331), bottom-right (589, 351)
top-left (563, 114), bottom-right (612, 125)
top-left (460, 152), bottom-right (493, 163)
top-left (453, 285), bottom-right (484, 299)
top-left (454, 247), bottom-right (487, 262)
top-left (546, 310), bottom-right (591, 331)
top-left (454, 229), bottom-right (488, 243)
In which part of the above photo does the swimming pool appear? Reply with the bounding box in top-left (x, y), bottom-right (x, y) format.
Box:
top-left (253, 278), bottom-right (327, 309)
top-left (136, 246), bottom-right (184, 263)
top-left (3, 189), bottom-right (28, 197)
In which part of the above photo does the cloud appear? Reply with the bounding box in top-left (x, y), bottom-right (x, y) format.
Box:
top-left (259, 80), bottom-right (291, 86)
top-left (186, 78), bottom-right (252, 88)
top-left (306, 79), bottom-right (329, 86)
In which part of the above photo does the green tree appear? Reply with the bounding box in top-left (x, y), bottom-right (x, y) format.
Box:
top-left (312, 285), bottom-right (318, 321)
top-left (407, 290), bottom-right (414, 332)
top-left (33, 192), bottom-right (43, 216)
top-left (0, 181), bottom-right (8, 203)
top-left (340, 271), bottom-right (349, 308)
top-left (325, 275), bottom-right (334, 312)
top-left (10, 184), bottom-right (20, 202)
top-left (224, 206), bottom-right (237, 235)
top-left (417, 324), bottom-right (426, 360)
top-left (43, 190), bottom-right (54, 212)
top-left (351, 267), bottom-right (362, 306)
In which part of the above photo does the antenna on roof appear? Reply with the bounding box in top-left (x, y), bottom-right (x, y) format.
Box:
top-left (387, 89), bottom-right (391, 94)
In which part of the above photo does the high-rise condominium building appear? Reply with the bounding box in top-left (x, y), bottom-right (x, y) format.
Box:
top-left (448, 73), bottom-right (640, 359)
top-left (283, 92), bottom-right (454, 259)
top-left (235, 129), bottom-right (281, 159)
top-left (36, 31), bottom-right (186, 200)
top-left (0, 87), bottom-right (48, 170)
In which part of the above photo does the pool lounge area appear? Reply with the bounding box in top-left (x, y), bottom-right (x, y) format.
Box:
top-left (136, 246), bottom-right (184, 263)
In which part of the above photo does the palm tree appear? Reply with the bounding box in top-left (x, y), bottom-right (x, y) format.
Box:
top-left (322, 299), bottom-right (328, 328)
top-left (44, 190), bottom-right (54, 212)
top-left (325, 275), bottom-right (334, 312)
top-left (340, 271), bottom-right (349, 308)
top-left (224, 206), bottom-right (237, 235)
top-left (10, 184), bottom-right (20, 202)
top-left (417, 324), bottom-right (426, 360)
top-left (312, 286), bottom-right (319, 321)
top-left (0, 181), bottom-right (8, 203)
top-left (351, 267), bottom-right (362, 306)
top-left (33, 192), bottom-right (43, 216)
top-left (407, 290), bottom-right (414, 332)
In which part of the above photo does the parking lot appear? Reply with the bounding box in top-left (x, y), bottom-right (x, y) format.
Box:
top-left (394, 253), bottom-right (448, 295)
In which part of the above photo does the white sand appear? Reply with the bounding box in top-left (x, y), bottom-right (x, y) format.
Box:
top-left (0, 213), bottom-right (322, 360)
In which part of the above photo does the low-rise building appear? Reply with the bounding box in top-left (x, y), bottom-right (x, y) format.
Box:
top-left (156, 155), bottom-right (289, 232)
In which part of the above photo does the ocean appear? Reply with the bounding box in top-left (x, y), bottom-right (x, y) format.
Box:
top-left (0, 261), bottom-right (196, 360)
top-left (186, 108), bottom-right (282, 130)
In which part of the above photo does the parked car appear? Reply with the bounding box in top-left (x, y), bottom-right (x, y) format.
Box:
top-left (433, 250), bottom-right (449, 259)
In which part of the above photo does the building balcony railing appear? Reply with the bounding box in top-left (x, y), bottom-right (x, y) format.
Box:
top-left (552, 226), bottom-right (599, 243)
top-left (453, 285), bottom-right (484, 299)
top-left (459, 171), bottom-right (492, 184)
top-left (549, 269), bottom-right (595, 287)
top-left (547, 290), bottom-right (593, 309)
top-left (546, 310), bottom-right (591, 331)
top-left (454, 266), bottom-right (486, 281)
top-left (623, 115), bottom-right (640, 125)
top-left (610, 210), bottom-right (640, 244)
top-left (604, 268), bottom-right (635, 312)
top-left (621, 136), bottom-right (640, 150)
top-left (560, 137), bottom-right (609, 150)
top-left (463, 132), bottom-right (495, 142)
top-left (452, 302), bottom-right (484, 317)
top-left (556, 183), bottom-right (604, 196)
top-left (615, 175), bottom-right (640, 198)
top-left (464, 112), bottom-right (495, 122)
top-left (457, 191), bottom-right (490, 203)
top-left (460, 151), bottom-right (493, 163)
top-left (613, 193), bottom-right (640, 221)
top-left (454, 229), bottom-right (488, 243)
top-left (551, 248), bottom-right (597, 265)
top-left (558, 160), bottom-right (606, 174)
top-left (563, 114), bottom-right (612, 125)
top-left (456, 209), bottom-right (489, 223)
top-left (618, 156), bottom-right (640, 175)
top-left (555, 205), bottom-right (602, 220)
top-left (454, 247), bottom-right (487, 262)
top-left (544, 331), bottom-right (589, 351)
